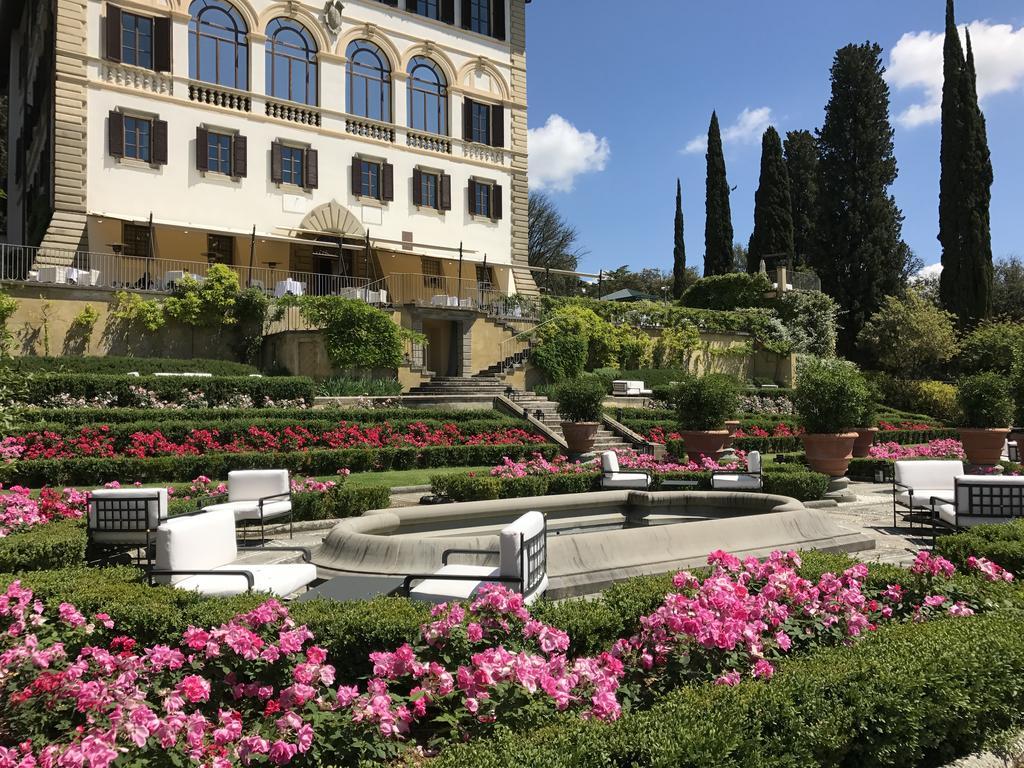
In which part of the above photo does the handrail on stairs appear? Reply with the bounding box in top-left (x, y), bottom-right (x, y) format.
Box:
top-left (493, 394), bottom-right (568, 450)
top-left (496, 315), bottom-right (561, 370)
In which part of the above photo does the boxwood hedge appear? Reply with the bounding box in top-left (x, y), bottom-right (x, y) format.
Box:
top-left (0, 356), bottom-right (259, 376)
top-left (935, 519), bottom-right (1024, 576)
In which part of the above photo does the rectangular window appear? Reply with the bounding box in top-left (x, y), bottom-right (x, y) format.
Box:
top-left (416, 0), bottom-right (439, 20)
top-left (123, 223), bottom-right (152, 257)
top-left (476, 265), bottom-right (494, 287)
top-left (123, 116), bottom-right (151, 162)
top-left (206, 234), bottom-right (234, 264)
top-left (280, 145), bottom-right (304, 186)
top-left (121, 12), bottom-right (153, 69)
top-left (360, 160), bottom-right (381, 199)
top-left (422, 257), bottom-right (443, 288)
top-left (420, 171), bottom-right (438, 209)
top-left (471, 102), bottom-right (491, 145)
top-left (470, 0), bottom-right (490, 35)
top-left (473, 181), bottom-right (492, 217)
top-left (206, 132), bottom-right (233, 175)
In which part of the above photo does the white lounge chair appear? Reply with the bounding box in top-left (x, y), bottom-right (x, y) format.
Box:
top-left (600, 451), bottom-right (653, 490)
top-left (199, 469), bottom-right (293, 539)
top-left (404, 511), bottom-right (548, 605)
top-left (930, 476), bottom-right (1024, 535)
top-left (711, 451), bottom-right (763, 491)
top-left (892, 459), bottom-right (965, 530)
top-left (612, 380), bottom-right (653, 397)
top-left (87, 488), bottom-right (168, 565)
top-left (150, 509), bottom-right (315, 597)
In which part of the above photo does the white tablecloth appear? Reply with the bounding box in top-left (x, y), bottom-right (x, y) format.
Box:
top-left (275, 279), bottom-right (305, 297)
top-left (37, 266), bottom-right (67, 283)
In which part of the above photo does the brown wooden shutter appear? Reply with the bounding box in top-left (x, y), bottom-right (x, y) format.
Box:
top-left (152, 119), bottom-right (168, 165)
top-left (463, 97), bottom-right (475, 141)
top-left (105, 5), bottom-right (122, 62)
top-left (381, 162), bottom-right (394, 201)
top-left (468, 179), bottom-right (477, 215)
top-left (412, 168), bottom-right (423, 206)
top-left (492, 0), bottom-right (505, 40)
top-left (461, 0), bottom-right (472, 29)
top-left (440, 173), bottom-right (452, 211)
top-left (108, 111), bottom-right (124, 157)
top-left (405, 0), bottom-right (418, 12)
top-left (232, 134), bottom-right (247, 177)
top-left (153, 16), bottom-right (171, 72)
top-left (491, 104), bottom-right (504, 148)
top-left (305, 148), bottom-right (318, 189)
top-left (270, 142), bottom-right (283, 183)
top-left (195, 126), bottom-right (209, 171)
top-left (351, 156), bottom-right (362, 195)
top-left (492, 184), bottom-right (503, 220)
top-left (441, 0), bottom-right (454, 24)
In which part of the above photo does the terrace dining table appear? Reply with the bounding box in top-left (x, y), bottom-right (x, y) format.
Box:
top-left (275, 279), bottom-right (305, 297)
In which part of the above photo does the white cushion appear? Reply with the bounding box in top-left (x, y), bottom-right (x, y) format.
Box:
top-left (640, 389), bottom-right (653, 396)
top-left (202, 500), bottom-right (292, 522)
top-left (88, 488), bottom-right (168, 544)
top-left (409, 564), bottom-right (500, 604)
top-left (155, 508), bottom-right (237, 585)
top-left (711, 474), bottom-right (763, 491)
top-left (747, 451), bottom-right (762, 473)
top-left (499, 511), bottom-right (548, 600)
top-left (954, 476), bottom-right (1024, 516)
top-left (601, 451), bottom-right (620, 474)
top-left (896, 488), bottom-right (953, 510)
top-left (228, 470), bottom-right (289, 503)
top-left (602, 473), bottom-right (652, 489)
top-left (171, 563), bottom-right (317, 597)
top-left (894, 460), bottom-right (964, 492)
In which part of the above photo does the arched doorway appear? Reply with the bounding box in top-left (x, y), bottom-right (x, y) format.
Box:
top-left (291, 201), bottom-right (381, 294)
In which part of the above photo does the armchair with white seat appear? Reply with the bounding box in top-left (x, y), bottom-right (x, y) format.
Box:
top-left (711, 451), bottom-right (763, 491)
top-left (87, 487), bottom-right (169, 566)
top-left (149, 509), bottom-right (316, 597)
top-left (892, 460), bottom-right (965, 530)
top-left (600, 451), bottom-right (653, 490)
top-left (199, 470), bottom-right (293, 540)
top-left (930, 475), bottom-right (1024, 537)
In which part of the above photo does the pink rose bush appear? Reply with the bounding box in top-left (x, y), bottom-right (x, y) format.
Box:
top-left (0, 486), bottom-right (87, 538)
top-left (869, 439), bottom-right (966, 461)
top-left (490, 451), bottom-right (744, 480)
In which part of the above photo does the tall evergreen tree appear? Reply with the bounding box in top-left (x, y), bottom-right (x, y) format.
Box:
top-left (939, 1), bottom-right (993, 325)
top-left (703, 112), bottom-right (734, 276)
top-left (672, 179), bottom-right (687, 298)
top-left (747, 126), bottom-right (794, 273)
top-left (783, 130), bottom-right (819, 268)
top-left (814, 43), bottom-right (912, 357)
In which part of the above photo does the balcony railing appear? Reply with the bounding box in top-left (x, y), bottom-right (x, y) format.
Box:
top-left (102, 62), bottom-right (173, 95)
top-left (369, 273), bottom-right (539, 321)
top-left (265, 100), bottom-right (321, 126)
top-left (769, 269), bottom-right (821, 293)
top-left (188, 82), bottom-right (251, 112)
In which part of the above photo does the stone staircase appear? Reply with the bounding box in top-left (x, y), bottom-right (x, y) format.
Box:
top-left (473, 346), bottom-right (531, 380)
top-left (406, 375), bottom-right (510, 397)
top-left (509, 390), bottom-right (632, 453)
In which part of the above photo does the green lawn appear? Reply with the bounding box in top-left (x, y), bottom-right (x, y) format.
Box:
top-left (340, 466), bottom-right (489, 489)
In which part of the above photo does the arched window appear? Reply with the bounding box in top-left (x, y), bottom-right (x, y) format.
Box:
top-left (346, 40), bottom-right (391, 122)
top-left (407, 56), bottom-right (447, 135)
top-left (265, 18), bottom-right (318, 105)
top-left (188, 0), bottom-right (249, 89)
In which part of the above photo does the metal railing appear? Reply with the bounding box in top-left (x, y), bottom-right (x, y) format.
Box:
top-left (370, 272), bottom-right (505, 311)
top-left (769, 269), bottom-right (821, 292)
top-left (0, 243), bottom-right (369, 299)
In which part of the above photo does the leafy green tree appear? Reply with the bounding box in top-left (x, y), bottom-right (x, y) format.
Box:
top-left (957, 321), bottom-right (1024, 376)
top-left (748, 127), bottom-right (794, 273)
top-left (993, 256), bottom-right (1024, 320)
top-left (295, 296), bottom-right (419, 371)
top-left (599, 265), bottom-right (688, 299)
top-left (939, 0), bottom-right (994, 326)
top-left (164, 264), bottom-right (240, 327)
top-left (784, 130), bottom-right (819, 268)
top-left (856, 291), bottom-right (960, 378)
top-left (528, 192), bottom-right (585, 296)
top-left (814, 43), bottom-right (913, 357)
top-left (672, 179), bottom-right (687, 299)
top-left (703, 112), bottom-right (734, 276)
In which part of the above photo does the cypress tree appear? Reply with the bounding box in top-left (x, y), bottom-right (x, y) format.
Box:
top-left (784, 130), bottom-right (819, 268)
top-left (961, 29), bottom-right (994, 321)
top-left (703, 112), bottom-right (734, 276)
top-left (938, 0), bottom-right (966, 320)
top-left (672, 179), bottom-right (687, 298)
top-left (815, 43), bottom-right (911, 358)
top-left (748, 126), bottom-right (794, 273)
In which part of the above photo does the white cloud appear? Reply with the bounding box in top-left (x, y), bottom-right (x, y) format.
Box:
top-left (528, 114), bottom-right (610, 193)
top-left (887, 20), bottom-right (1024, 128)
top-left (913, 263), bottom-right (943, 281)
top-left (682, 107), bottom-right (773, 155)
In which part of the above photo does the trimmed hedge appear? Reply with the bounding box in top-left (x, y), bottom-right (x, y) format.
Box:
top-left (0, 444), bottom-right (561, 486)
top-left (0, 356), bottom-right (259, 376)
top-left (935, 520), bottom-right (1024, 576)
top-left (14, 374), bottom-right (315, 407)
top-left (167, 485), bottom-right (391, 522)
top-left (0, 519), bottom-right (87, 573)
top-left (431, 613), bottom-right (1024, 768)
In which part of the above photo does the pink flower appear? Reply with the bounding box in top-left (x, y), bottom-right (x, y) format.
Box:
top-left (715, 670), bottom-right (741, 686)
top-left (268, 740), bottom-right (298, 766)
top-left (752, 659), bottom-right (774, 679)
top-left (177, 674), bottom-right (211, 703)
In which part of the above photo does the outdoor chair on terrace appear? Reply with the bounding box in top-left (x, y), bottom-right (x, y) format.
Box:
top-left (711, 450), bottom-right (763, 491)
top-left (892, 460), bottom-right (965, 530)
top-left (612, 380), bottom-right (653, 397)
top-left (199, 470), bottom-right (293, 540)
top-left (403, 511), bottom-right (548, 605)
top-left (600, 451), bottom-right (653, 490)
top-left (87, 488), bottom-right (168, 566)
top-left (930, 475), bottom-right (1024, 538)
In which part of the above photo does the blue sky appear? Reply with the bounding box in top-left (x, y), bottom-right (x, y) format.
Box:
top-left (524, 1), bottom-right (1024, 278)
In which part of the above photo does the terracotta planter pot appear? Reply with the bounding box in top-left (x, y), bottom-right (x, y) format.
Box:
top-left (958, 427), bottom-right (1011, 466)
top-left (724, 420), bottom-right (742, 450)
top-left (678, 430), bottom-right (730, 463)
top-left (801, 433), bottom-right (858, 477)
top-left (852, 427), bottom-right (878, 459)
top-left (561, 422), bottom-right (599, 454)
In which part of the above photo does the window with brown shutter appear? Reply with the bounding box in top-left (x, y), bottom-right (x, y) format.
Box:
top-left (108, 111), bottom-right (124, 157)
top-left (441, 0), bottom-right (454, 24)
top-left (440, 173), bottom-right (452, 211)
top-left (105, 5), bottom-right (122, 62)
top-left (381, 162), bottom-right (394, 201)
top-left (195, 127), bottom-right (209, 171)
top-left (232, 135), bottom-right (247, 178)
top-left (350, 157), bottom-right (362, 196)
top-left (304, 148), bottom-right (318, 189)
top-left (412, 168), bottom-right (423, 206)
top-left (492, 183), bottom-right (503, 220)
top-left (270, 142), bottom-right (283, 184)
top-left (468, 179), bottom-right (477, 214)
top-left (461, 0), bottom-right (472, 30)
top-left (151, 119), bottom-right (168, 165)
top-left (493, 0), bottom-right (506, 40)
top-left (153, 17), bottom-right (171, 72)
top-left (463, 97), bottom-right (475, 141)
top-left (491, 104), bottom-right (504, 148)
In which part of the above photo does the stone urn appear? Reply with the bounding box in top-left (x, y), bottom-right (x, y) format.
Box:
top-left (724, 420), bottom-right (742, 450)
top-left (678, 430), bottom-right (730, 464)
top-left (801, 433), bottom-right (858, 476)
top-left (852, 427), bottom-right (878, 459)
top-left (958, 427), bottom-right (1011, 466)
top-left (561, 422), bottom-right (599, 454)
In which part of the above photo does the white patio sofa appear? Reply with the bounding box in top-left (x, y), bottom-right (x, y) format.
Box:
top-left (149, 508), bottom-right (315, 597)
top-left (404, 511), bottom-right (548, 605)
top-left (892, 460), bottom-right (965, 530)
top-left (711, 451), bottom-right (763, 491)
top-left (930, 475), bottom-right (1024, 534)
top-left (87, 487), bottom-right (168, 565)
top-left (612, 380), bottom-right (653, 397)
top-left (1003, 439), bottom-right (1018, 463)
top-left (199, 470), bottom-right (293, 539)
top-left (600, 451), bottom-right (653, 490)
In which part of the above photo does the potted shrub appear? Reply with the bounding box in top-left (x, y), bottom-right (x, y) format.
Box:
top-left (793, 358), bottom-right (869, 476)
top-left (851, 394), bottom-right (880, 459)
top-left (956, 372), bottom-right (1013, 466)
top-left (554, 379), bottom-right (606, 454)
top-left (672, 374), bottom-right (740, 463)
